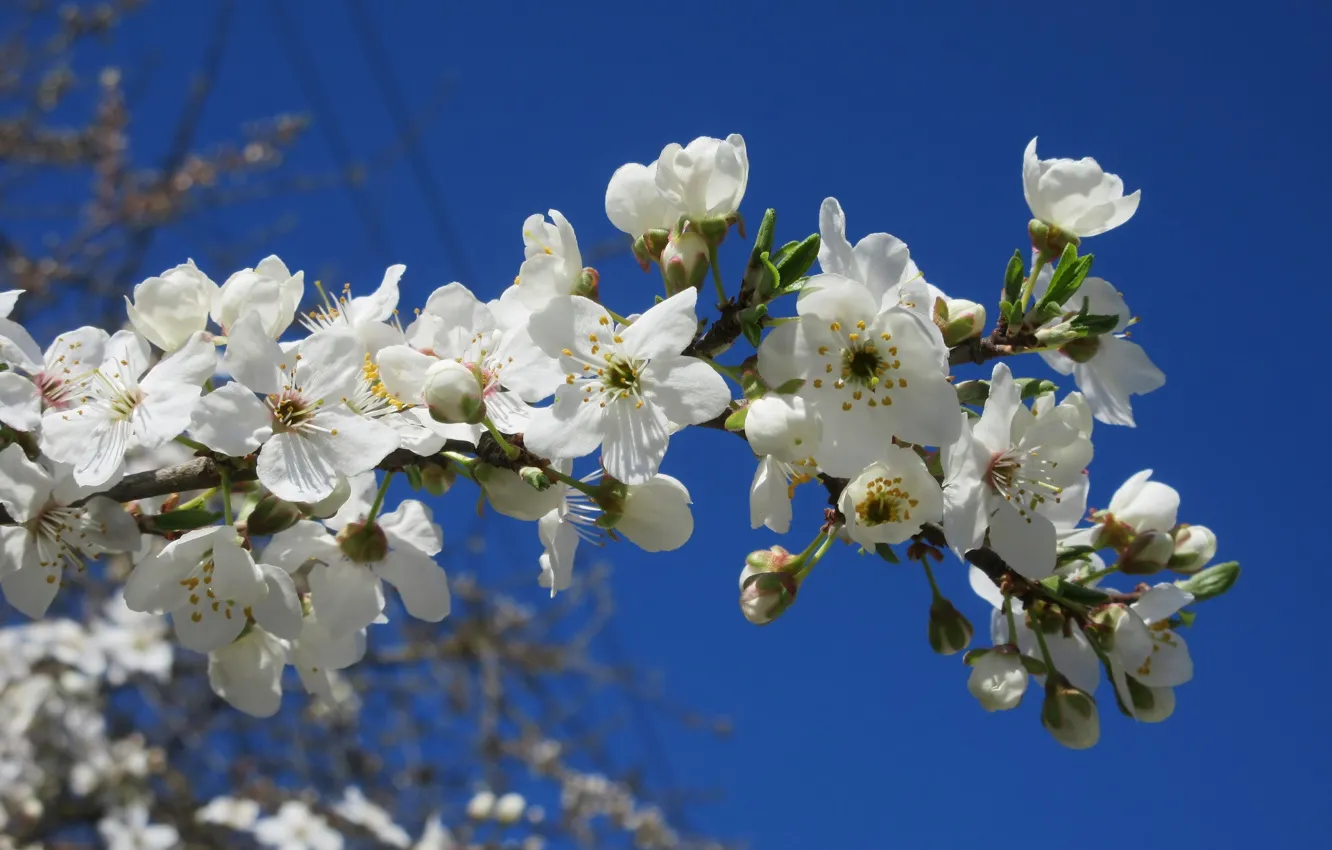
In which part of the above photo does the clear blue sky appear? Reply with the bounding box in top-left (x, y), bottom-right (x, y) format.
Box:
top-left (68, 0), bottom-right (1332, 846)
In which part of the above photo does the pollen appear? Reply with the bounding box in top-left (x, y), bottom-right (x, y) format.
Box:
top-left (830, 321), bottom-right (841, 332)
top-left (599, 316), bottom-right (610, 325)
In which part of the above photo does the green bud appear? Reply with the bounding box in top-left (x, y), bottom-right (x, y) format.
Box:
top-left (519, 466), bottom-right (551, 492)
top-left (739, 570), bottom-right (798, 625)
top-left (337, 520), bottom-right (388, 564)
top-left (423, 360), bottom-right (486, 425)
top-left (1041, 678), bottom-right (1099, 749)
top-left (1056, 334), bottom-right (1101, 362)
top-left (745, 545), bottom-right (796, 573)
top-left (1120, 530), bottom-right (1175, 575)
top-left (420, 463), bottom-right (456, 497)
top-left (1174, 560), bottom-right (1241, 603)
top-left (928, 597), bottom-right (974, 655)
top-left (573, 267), bottom-right (600, 300)
top-left (1003, 250), bottom-right (1025, 304)
top-left (936, 297), bottom-right (987, 346)
top-left (633, 229), bottom-right (671, 270)
top-left (661, 231), bottom-right (711, 296)
top-left (954, 379), bottom-right (991, 407)
top-left (698, 216), bottom-right (731, 247)
top-left (1028, 219), bottom-right (1080, 256)
top-left (245, 492), bottom-right (302, 536)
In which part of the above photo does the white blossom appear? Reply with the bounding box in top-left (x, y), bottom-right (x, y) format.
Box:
top-left (524, 288), bottom-right (730, 484)
top-left (0, 325), bottom-right (108, 432)
top-left (1023, 137), bottom-right (1140, 238)
top-left (212, 254), bottom-right (305, 338)
top-left (125, 259), bottom-right (218, 352)
top-left (654, 134), bottom-right (748, 222)
top-left (98, 804), bottom-right (179, 850)
top-left (967, 649), bottom-right (1028, 711)
top-left (839, 445), bottom-right (944, 548)
top-left (255, 800), bottom-right (344, 850)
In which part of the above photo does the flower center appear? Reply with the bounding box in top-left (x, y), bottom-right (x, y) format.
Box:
top-left (268, 389), bottom-right (318, 431)
top-left (602, 355), bottom-right (642, 394)
top-left (811, 321), bottom-right (909, 412)
top-left (30, 503), bottom-right (90, 573)
top-left (178, 555), bottom-right (240, 624)
top-left (855, 475), bottom-right (919, 526)
top-left (105, 383), bottom-right (146, 420)
top-left (348, 355), bottom-right (407, 419)
top-left (34, 372), bottom-right (77, 410)
top-left (985, 449), bottom-right (1064, 520)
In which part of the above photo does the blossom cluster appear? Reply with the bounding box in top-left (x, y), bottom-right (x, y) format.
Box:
top-left (0, 133), bottom-right (1239, 749)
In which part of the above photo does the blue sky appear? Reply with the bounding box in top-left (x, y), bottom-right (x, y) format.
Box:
top-left (36, 0), bottom-right (1332, 846)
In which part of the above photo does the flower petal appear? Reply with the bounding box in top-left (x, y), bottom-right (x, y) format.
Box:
top-left (619, 288), bottom-right (699, 361)
top-left (190, 382), bottom-right (272, 456)
top-left (641, 357), bottom-right (730, 426)
top-left (374, 548), bottom-right (451, 622)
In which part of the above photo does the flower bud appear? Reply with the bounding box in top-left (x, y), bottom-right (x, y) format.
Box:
top-left (420, 463), bottom-right (456, 497)
top-left (661, 231), bottom-right (711, 296)
top-left (1028, 219), bottom-right (1079, 256)
top-left (245, 492), bottom-right (302, 536)
top-left (423, 360), bottom-right (486, 425)
top-left (698, 215), bottom-right (732, 247)
top-left (336, 520), bottom-right (388, 564)
top-left (1120, 530), bottom-right (1174, 575)
top-left (928, 597), bottom-right (973, 655)
top-left (966, 646), bottom-right (1028, 711)
top-left (744, 545), bottom-right (796, 574)
top-left (1041, 678), bottom-right (1100, 749)
top-left (573, 267), bottom-right (599, 300)
top-left (466, 791), bottom-right (496, 820)
top-left (519, 466), bottom-right (551, 492)
top-left (1125, 676), bottom-right (1175, 723)
top-left (1168, 525), bottom-right (1216, 574)
top-left (631, 229), bottom-right (672, 270)
top-left (738, 570), bottom-right (797, 625)
top-left (494, 792), bottom-right (526, 825)
top-left (934, 298), bottom-right (987, 347)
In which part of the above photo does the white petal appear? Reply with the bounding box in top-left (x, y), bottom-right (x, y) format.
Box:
top-left (605, 161), bottom-right (675, 236)
top-left (315, 410), bottom-right (400, 477)
top-left (989, 503), bottom-right (1056, 581)
top-left (941, 419), bottom-right (990, 556)
top-left (190, 382), bottom-right (272, 455)
top-left (1132, 584), bottom-right (1193, 625)
top-left (0, 317), bottom-right (42, 371)
top-left (619, 288), bottom-right (699, 360)
top-left (309, 559), bottom-right (385, 634)
top-left (817, 197), bottom-right (855, 277)
top-left (0, 443), bottom-right (53, 523)
top-left (521, 389), bottom-right (606, 461)
top-left (258, 432), bottom-right (340, 503)
top-left (210, 536), bottom-right (267, 605)
top-left (140, 332), bottom-right (217, 390)
top-left (0, 559), bottom-right (61, 618)
top-left (526, 295), bottom-right (608, 362)
top-left (208, 629), bottom-right (286, 718)
top-left (0, 371), bottom-right (40, 431)
top-left (974, 362), bottom-right (1019, 451)
top-left (295, 330), bottom-right (365, 404)
top-left (601, 398), bottom-right (670, 485)
top-left (538, 510), bottom-right (579, 595)
top-left (224, 313), bottom-right (285, 395)
top-left (641, 357), bottom-right (731, 426)
top-left (132, 384), bottom-right (202, 447)
top-left (749, 456), bottom-right (792, 534)
top-left (617, 474), bottom-right (693, 552)
top-left (251, 562), bottom-right (303, 640)
top-left (375, 345), bottom-right (434, 402)
top-left (379, 499), bottom-right (442, 556)
top-left (261, 520), bottom-right (341, 572)
top-left (375, 548), bottom-right (451, 622)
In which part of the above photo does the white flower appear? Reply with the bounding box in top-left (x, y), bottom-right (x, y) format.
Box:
top-left (493, 792), bottom-right (526, 824)
top-left (758, 275), bottom-right (960, 476)
top-left (98, 804), bottom-right (179, 850)
top-left (839, 445), bottom-right (944, 548)
top-left (534, 462), bottom-right (602, 596)
top-left (125, 259), bottom-right (219, 352)
top-left (0, 445), bottom-right (139, 617)
top-left (255, 800), bottom-right (344, 850)
top-left (516, 211), bottom-right (585, 309)
top-left (606, 160), bottom-right (678, 237)
top-left (477, 465), bottom-right (563, 521)
top-left (0, 290), bottom-right (41, 369)
top-left (39, 330), bottom-right (216, 486)
top-left (1033, 272), bottom-right (1164, 426)
top-left (745, 396), bottom-right (820, 534)
top-left (1023, 137), bottom-right (1140, 238)
top-left (1106, 584), bottom-right (1194, 709)
top-left (967, 649), bottom-right (1028, 711)
top-left (0, 325), bottom-right (108, 432)
top-left (208, 625), bottom-right (289, 717)
top-left (122, 526), bottom-right (276, 652)
top-left (523, 288), bottom-right (730, 484)
top-left (263, 498), bottom-right (449, 636)
top-left (212, 254), bottom-right (305, 338)
top-left (300, 264), bottom-right (407, 354)
top-left (377, 282), bottom-right (561, 440)
top-left (942, 362), bottom-right (1092, 580)
top-left (655, 134), bottom-right (748, 221)
top-left (197, 317), bottom-right (400, 502)
top-left (817, 197), bottom-right (946, 320)
top-left (334, 787), bottom-right (411, 848)
top-left (92, 592), bottom-right (173, 684)
top-left (196, 795), bottom-right (262, 831)
top-left (613, 474), bottom-right (694, 553)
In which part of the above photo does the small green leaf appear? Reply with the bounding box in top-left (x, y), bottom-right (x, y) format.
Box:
top-left (773, 378), bottom-right (805, 394)
top-left (1055, 546), bottom-right (1098, 567)
top-left (403, 465), bottom-right (425, 491)
top-left (1175, 561), bottom-right (1240, 602)
top-left (1020, 656), bottom-right (1048, 676)
top-left (1003, 250), bottom-right (1025, 302)
top-left (769, 239), bottom-right (801, 264)
top-left (773, 233), bottom-right (820, 295)
top-left (954, 380), bottom-right (990, 406)
top-left (724, 405), bottom-right (748, 432)
top-left (739, 303), bottom-right (769, 347)
top-left (874, 543), bottom-right (900, 564)
top-left (150, 506), bottom-right (222, 532)
top-left (752, 208), bottom-right (777, 257)
top-left (1017, 377), bottom-right (1058, 401)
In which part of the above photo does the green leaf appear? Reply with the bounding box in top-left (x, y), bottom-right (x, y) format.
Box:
top-left (769, 239), bottom-right (801, 264)
top-left (1020, 656), bottom-right (1048, 676)
top-left (1175, 561), bottom-right (1240, 602)
top-left (1055, 546), bottom-right (1098, 567)
top-left (772, 378), bottom-right (805, 395)
top-left (752, 208), bottom-right (776, 258)
top-left (954, 380), bottom-right (990, 406)
top-left (874, 543), bottom-right (900, 564)
top-left (150, 506), bottom-right (222, 532)
top-left (1003, 250), bottom-right (1025, 303)
top-left (724, 405), bottom-right (748, 432)
top-left (1017, 377), bottom-right (1058, 400)
top-left (772, 233), bottom-right (820, 295)
top-left (1034, 245), bottom-right (1094, 316)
